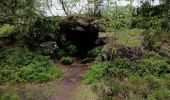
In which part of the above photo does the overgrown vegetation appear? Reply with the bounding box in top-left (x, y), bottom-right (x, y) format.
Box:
top-left (1, 0), bottom-right (170, 99)
top-left (61, 57), bottom-right (73, 65)
top-left (85, 53), bottom-right (170, 99)
top-left (0, 24), bottom-right (15, 38)
top-left (84, 1), bottom-right (170, 99)
top-left (0, 48), bottom-right (62, 85)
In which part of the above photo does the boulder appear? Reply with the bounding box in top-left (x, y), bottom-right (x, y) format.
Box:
top-left (38, 41), bottom-right (58, 54)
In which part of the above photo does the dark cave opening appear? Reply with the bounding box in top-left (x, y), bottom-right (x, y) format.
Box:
top-left (59, 15), bottom-right (103, 58)
top-left (65, 29), bottom-right (98, 54)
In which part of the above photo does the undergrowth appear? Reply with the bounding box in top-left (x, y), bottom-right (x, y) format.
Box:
top-left (0, 48), bottom-right (62, 85)
top-left (84, 55), bottom-right (170, 99)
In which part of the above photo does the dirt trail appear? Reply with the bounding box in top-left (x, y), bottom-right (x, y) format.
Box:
top-left (49, 60), bottom-right (91, 100)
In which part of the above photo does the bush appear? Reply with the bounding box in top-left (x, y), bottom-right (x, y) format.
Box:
top-left (21, 16), bottom-right (63, 49)
top-left (134, 58), bottom-right (170, 76)
top-left (143, 29), bottom-right (170, 51)
top-left (148, 88), bottom-right (170, 100)
top-left (85, 56), bottom-right (170, 99)
top-left (131, 16), bottom-right (168, 30)
top-left (0, 48), bottom-right (62, 84)
top-left (0, 93), bottom-right (19, 100)
top-left (61, 57), bottom-right (73, 65)
top-left (84, 61), bottom-right (111, 84)
top-left (0, 24), bottom-right (15, 37)
top-left (101, 5), bottom-right (134, 30)
top-left (65, 44), bottom-right (78, 56)
top-left (131, 2), bottom-right (169, 30)
top-left (87, 47), bottom-right (102, 58)
top-left (54, 49), bottom-right (66, 59)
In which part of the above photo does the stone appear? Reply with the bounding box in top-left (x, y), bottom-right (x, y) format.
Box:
top-left (38, 41), bottom-right (58, 54)
top-left (59, 15), bottom-right (104, 53)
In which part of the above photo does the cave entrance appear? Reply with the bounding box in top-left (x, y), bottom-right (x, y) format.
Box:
top-left (66, 28), bottom-right (98, 54)
top-left (59, 15), bottom-right (100, 57)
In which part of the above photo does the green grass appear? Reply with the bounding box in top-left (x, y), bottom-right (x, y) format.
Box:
top-left (115, 28), bottom-right (144, 47)
top-left (71, 84), bottom-right (98, 100)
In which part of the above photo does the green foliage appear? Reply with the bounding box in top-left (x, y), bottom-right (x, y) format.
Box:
top-left (65, 44), bottom-right (78, 56)
top-left (84, 61), bottom-right (110, 84)
top-left (131, 2), bottom-right (170, 30)
top-left (131, 16), bottom-right (169, 29)
top-left (21, 16), bottom-right (63, 48)
top-left (101, 5), bottom-right (134, 31)
top-left (143, 29), bottom-right (170, 51)
top-left (0, 24), bottom-right (15, 37)
top-left (54, 49), bottom-right (67, 59)
top-left (0, 48), bottom-right (62, 85)
top-left (84, 58), bottom-right (130, 84)
top-left (148, 88), bottom-right (170, 100)
top-left (85, 55), bottom-right (170, 99)
top-left (0, 93), bottom-right (19, 100)
top-left (134, 58), bottom-right (170, 76)
top-left (87, 47), bottom-right (102, 58)
top-left (115, 29), bottom-right (143, 47)
top-left (61, 57), bottom-right (73, 65)
top-left (135, 2), bottom-right (169, 18)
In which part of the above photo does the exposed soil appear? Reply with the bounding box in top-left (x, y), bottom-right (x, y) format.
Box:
top-left (49, 59), bottom-right (92, 100)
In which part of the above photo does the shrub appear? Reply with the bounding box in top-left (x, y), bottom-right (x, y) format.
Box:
top-left (87, 47), bottom-right (102, 58)
top-left (101, 5), bottom-right (134, 30)
top-left (131, 2), bottom-right (169, 30)
top-left (84, 58), bottom-right (132, 84)
top-left (61, 57), bottom-right (73, 65)
top-left (85, 57), bottom-right (170, 99)
top-left (84, 61), bottom-right (111, 84)
top-left (143, 29), bottom-right (170, 51)
top-left (0, 24), bottom-right (15, 37)
top-left (0, 93), bottom-right (19, 100)
top-left (65, 44), bottom-right (78, 56)
top-left (131, 16), bottom-right (168, 30)
top-left (21, 16), bottom-right (63, 49)
top-left (148, 88), bottom-right (170, 100)
top-left (134, 58), bottom-right (170, 76)
top-left (0, 48), bottom-right (62, 84)
top-left (54, 49), bottom-right (66, 59)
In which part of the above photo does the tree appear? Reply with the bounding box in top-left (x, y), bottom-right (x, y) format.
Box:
top-left (0, 0), bottom-right (38, 24)
top-left (86, 0), bottom-right (103, 15)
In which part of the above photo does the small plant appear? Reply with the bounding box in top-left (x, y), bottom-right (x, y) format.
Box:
top-left (87, 47), bottom-right (102, 58)
top-left (134, 57), bottom-right (170, 76)
top-left (0, 93), bottom-right (19, 100)
top-left (66, 44), bottom-right (78, 56)
top-left (0, 24), bottom-right (15, 37)
top-left (61, 57), bottom-right (73, 65)
top-left (54, 49), bottom-right (66, 59)
top-left (84, 61), bottom-right (110, 84)
top-left (0, 48), bottom-right (62, 84)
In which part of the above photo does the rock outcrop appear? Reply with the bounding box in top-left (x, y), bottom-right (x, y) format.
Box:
top-left (59, 15), bottom-right (105, 53)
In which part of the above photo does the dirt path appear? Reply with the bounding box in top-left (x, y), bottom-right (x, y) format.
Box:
top-left (49, 60), bottom-right (91, 100)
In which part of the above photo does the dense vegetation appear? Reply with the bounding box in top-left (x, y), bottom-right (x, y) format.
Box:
top-left (0, 0), bottom-right (170, 99)
top-left (84, 1), bottom-right (170, 100)
top-left (0, 48), bottom-right (62, 85)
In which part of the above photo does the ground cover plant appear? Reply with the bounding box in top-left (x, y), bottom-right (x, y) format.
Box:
top-left (0, 48), bottom-right (62, 85)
